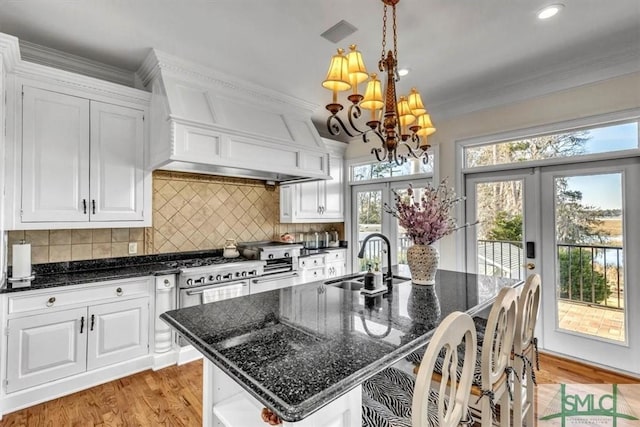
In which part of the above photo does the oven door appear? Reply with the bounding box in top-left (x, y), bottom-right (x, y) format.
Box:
top-left (250, 271), bottom-right (304, 295)
top-left (179, 280), bottom-right (250, 308)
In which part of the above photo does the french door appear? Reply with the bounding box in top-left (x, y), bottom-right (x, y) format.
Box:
top-left (351, 180), bottom-right (430, 274)
top-left (465, 159), bottom-right (640, 374)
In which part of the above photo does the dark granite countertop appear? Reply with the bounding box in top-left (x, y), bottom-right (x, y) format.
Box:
top-left (160, 268), bottom-right (522, 422)
top-left (0, 249), bottom-right (229, 293)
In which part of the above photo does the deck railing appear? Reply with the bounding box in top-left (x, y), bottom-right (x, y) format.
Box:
top-left (557, 243), bottom-right (624, 309)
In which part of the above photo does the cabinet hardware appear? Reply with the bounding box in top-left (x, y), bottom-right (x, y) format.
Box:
top-left (90, 314), bottom-right (95, 331)
top-left (116, 287), bottom-right (123, 296)
top-left (163, 279), bottom-right (171, 287)
top-left (92, 199), bottom-right (96, 215)
top-left (80, 316), bottom-right (85, 334)
top-left (82, 199), bottom-right (87, 214)
top-left (46, 297), bottom-right (56, 307)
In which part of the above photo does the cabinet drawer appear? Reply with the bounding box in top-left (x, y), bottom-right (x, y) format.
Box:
top-left (303, 267), bottom-right (325, 281)
top-left (299, 256), bottom-right (325, 269)
top-left (325, 250), bottom-right (346, 262)
top-left (8, 278), bottom-right (151, 315)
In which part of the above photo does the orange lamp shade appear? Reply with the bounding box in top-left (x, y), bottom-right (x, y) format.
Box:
top-left (322, 48), bottom-right (351, 92)
top-left (397, 96), bottom-right (416, 127)
top-left (360, 73), bottom-right (384, 110)
top-left (408, 88), bottom-right (426, 116)
top-left (416, 113), bottom-right (436, 136)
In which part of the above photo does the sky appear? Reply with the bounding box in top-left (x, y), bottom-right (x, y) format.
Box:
top-left (560, 122), bottom-right (636, 210)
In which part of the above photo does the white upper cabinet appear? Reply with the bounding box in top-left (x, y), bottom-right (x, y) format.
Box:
top-left (89, 101), bottom-right (145, 222)
top-left (21, 87), bottom-right (90, 222)
top-left (280, 139), bottom-right (346, 223)
top-left (6, 80), bottom-right (150, 229)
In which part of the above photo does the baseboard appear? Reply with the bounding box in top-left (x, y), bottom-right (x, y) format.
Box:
top-left (539, 350), bottom-right (640, 381)
top-left (0, 355), bottom-right (153, 416)
top-left (177, 345), bottom-right (204, 365)
top-left (152, 350), bottom-right (179, 371)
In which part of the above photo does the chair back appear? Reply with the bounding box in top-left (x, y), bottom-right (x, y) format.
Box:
top-left (514, 274), bottom-right (541, 354)
top-left (412, 311), bottom-right (477, 427)
top-left (480, 287), bottom-right (517, 391)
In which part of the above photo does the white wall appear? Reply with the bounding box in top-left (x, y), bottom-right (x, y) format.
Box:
top-left (346, 72), bottom-right (640, 270)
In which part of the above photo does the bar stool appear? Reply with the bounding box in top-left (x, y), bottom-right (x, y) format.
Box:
top-left (473, 274), bottom-right (541, 426)
top-left (432, 287), bottom-right (518, 426)
top-left (362, 311), bottom-right (478, 427)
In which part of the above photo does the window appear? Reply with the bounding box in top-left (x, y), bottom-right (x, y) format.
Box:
top-left (351, 157), bottom-right (433, 182)
top-left (464, 121), bottom-right (638, 169)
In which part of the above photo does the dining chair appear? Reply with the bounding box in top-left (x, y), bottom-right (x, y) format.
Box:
top-left (362, 311), bottom-right (478, 427)
top-left (431, 286), bottom-right (518, 427)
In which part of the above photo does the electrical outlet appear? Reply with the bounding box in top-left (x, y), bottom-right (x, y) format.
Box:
top-left (128, 242), bottom-right (137, 255)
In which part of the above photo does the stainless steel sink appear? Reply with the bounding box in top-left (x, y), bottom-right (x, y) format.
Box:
top-left (324, 274), bottom-right (410, 289)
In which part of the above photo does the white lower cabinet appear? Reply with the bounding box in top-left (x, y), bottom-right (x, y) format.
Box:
top-left (87, 297), bottom-right (149, 371)
top-left (6, 296), bottom-right (149, 393)
top-left (6, 307), bottom-right (87, 393)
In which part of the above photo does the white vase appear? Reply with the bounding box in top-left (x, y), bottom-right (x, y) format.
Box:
top-left (407, 244), bottom-right (439, 285)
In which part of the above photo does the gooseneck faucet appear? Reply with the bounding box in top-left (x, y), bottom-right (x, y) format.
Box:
top-left (357, 233), bottom-right (393, 286)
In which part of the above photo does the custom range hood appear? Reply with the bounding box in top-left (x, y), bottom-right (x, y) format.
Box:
top-left (136, 50), bottom-right (330, 183)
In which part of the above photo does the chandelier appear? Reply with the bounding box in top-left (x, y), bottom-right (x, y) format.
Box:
top-left (321, 0), bottom-right (436, 166)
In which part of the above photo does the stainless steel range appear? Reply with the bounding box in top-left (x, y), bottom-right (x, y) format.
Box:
top-left (237, 241), bottom-right (303, 282)
top-left (174, 257), bottom-right (266, 309)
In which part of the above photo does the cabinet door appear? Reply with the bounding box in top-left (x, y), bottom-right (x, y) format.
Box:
top-left (90, 101), bottom-right (145, 221)
top-left (294, 181), bottom-right (322, 219)
top-left (21, 86), bottom-right (90, 222)
top-left (322, 155), bottom-right (344, 220)
top-left (6, 307), bottom-right (88, 393)
top-left (279, 185), bottom-right (294, 222)
top-left (87, 297), bottom-right (149, 370)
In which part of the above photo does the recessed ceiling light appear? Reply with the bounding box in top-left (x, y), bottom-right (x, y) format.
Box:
top-left (537, 4), bottom-right (564, 20)
top-left (398, 68), bottom-right (410, 77)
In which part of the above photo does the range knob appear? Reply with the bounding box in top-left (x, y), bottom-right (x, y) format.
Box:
top-left (268, 254), bottom-right (274, 259)
top-left (250, 270), bottom-right (257, 276)
top-left (216, 274), bottom-right (222, 281)
top-left (223, 273), bottom-right (233, 280)
top-left (208, 275), bottom-right (214, 282)
top-left (186, 278), bottom-right (193, 286)
top-left (241, 271), bottom-right (247, 277)
top-left (235, 272), bottom-right (240, 277)
top-left (284, 252), bottom-right (290, 258)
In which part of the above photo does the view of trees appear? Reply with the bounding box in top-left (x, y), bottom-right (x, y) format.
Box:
top-left (475, 130), bottom-right (616, 306)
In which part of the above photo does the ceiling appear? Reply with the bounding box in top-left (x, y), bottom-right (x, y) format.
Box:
top-left (1, 0), bottom-right (639, 139)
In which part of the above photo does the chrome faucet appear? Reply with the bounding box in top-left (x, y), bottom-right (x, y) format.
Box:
top-left (357, 233), bottom-right (393, 286)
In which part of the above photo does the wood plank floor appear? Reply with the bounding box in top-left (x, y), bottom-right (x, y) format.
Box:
top-left (1, 353), bottom-right (637, 426)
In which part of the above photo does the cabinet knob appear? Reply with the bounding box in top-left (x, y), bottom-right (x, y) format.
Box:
top-left (116, 287), bottom-right (123, 296)
top-left (46, 297), bottom-right (56, 307)
top-left (163, 279), bottom-right (171, 287)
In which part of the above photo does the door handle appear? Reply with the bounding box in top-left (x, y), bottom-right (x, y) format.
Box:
top-left (92, 199), bottom-right (96, 215)
top-left (82, 199), bottom-right (87, 214)
top-left (90, 314), bottom-right (95, 331)
top-left (80, 316), bottom-right (85, 334)
top-left (526, 262), bottom-right (536, 270)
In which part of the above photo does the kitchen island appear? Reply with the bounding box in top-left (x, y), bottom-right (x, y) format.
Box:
top-left (160, 269), bottom-right (522, 426)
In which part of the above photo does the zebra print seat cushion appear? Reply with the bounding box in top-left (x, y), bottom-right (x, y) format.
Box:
top-left (362, 367), bottom-right (473, 427)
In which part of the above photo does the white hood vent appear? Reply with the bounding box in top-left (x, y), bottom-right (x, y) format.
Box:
top-left (136, 50), bottom-right (330, 183)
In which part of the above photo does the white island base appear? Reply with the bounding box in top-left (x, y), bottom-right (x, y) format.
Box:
top-left (203, 360), bottom-right (362, 427)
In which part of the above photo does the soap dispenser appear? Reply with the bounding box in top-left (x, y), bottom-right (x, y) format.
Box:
top-left (364, 264), bottom-right (375, 291)
top-left (373, 262), bottom-right (383, 288)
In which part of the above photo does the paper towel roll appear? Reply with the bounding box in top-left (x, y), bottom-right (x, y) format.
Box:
top-left (12, 243), bottom-right (32, 279)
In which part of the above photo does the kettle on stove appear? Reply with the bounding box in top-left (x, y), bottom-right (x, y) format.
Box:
top-left (223, 238), bottom-right (240, 258)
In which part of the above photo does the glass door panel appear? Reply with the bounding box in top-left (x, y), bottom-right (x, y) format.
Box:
top-left (465, 170), bottom-right (538, 280)
top-left (553, 173), bottom-right (625, 341)
top-left (540, 158), bottom-right (640, 374)
top-left (353, 186), bottom-right (384, 272)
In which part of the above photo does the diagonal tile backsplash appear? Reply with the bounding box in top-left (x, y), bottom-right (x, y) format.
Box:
top-left (152, 171), bottom-right (280, 253)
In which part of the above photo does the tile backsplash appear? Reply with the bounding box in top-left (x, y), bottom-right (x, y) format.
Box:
top-left (7, 171), bottom-right (344, 264)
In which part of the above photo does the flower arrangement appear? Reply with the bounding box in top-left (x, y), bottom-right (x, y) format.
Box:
top-left (384, 179), bottom-right (467, 246)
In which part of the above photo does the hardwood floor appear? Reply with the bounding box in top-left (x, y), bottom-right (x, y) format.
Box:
top-left (1, 353), bottom-right (637, 426)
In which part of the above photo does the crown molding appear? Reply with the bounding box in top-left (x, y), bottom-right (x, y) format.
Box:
top-left (19, 40), bottom-right (135, 87)
top-left (136, 49), bottom-right (320, 113)
top-left (15, 60), bottom-right (151, 105)
top-left (0, 33), bottom-right (21, 72)
top-left (431, 44), bottom-right (640, 121)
